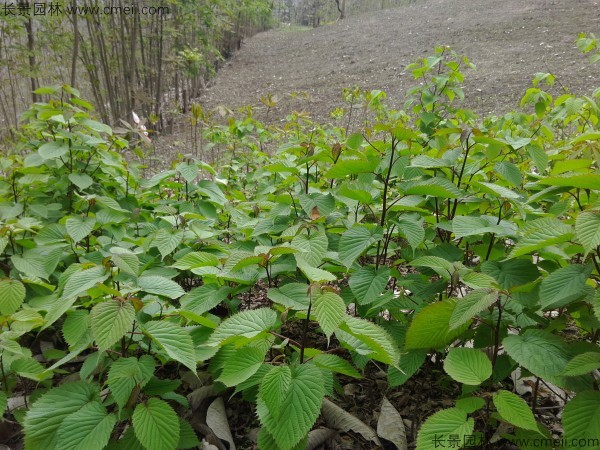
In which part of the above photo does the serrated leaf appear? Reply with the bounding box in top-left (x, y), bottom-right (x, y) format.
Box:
top-left (68, 173), bottom-right (94, 190)
top-left (339, 316), bottom-right (399, 365)
top-left (563, 391), bottom-right (600, 450)
top-left (539, 265), bottom-right (590, 309)
top-left (349, 266), bottom-right (390, 305)
top-left (397, 218), bottom-right (425, 249)
top-left (563, 352), bottom-right (600, 376)
top-left (267, 283), bottom-right (310, 310)
top-left (108, 356), bottom-right (156, 409)
top-left (338, 224), bottom-right (383, 268)
top-left (388, 349), bottom-right (427, 387)
top-left (474, 181), bottom-right (521, 199)
top-left (416, 408), bottom-right (474, 450)
top-left (217, 345), bottom-right (269, 387)
top-left (62, 310), bottom-right (91, 348)
top-left (24, 381), bottom-right (100, 449)
top-left (56, 402), bottom-right (116, 450)
top-left (138, 275), bottom-right (184, 299)
top-left (259, 365), bottom-right (292, 419)
top-left (493, 390), bottom-right (539, 432)
top-left (406, 299), bottom-right (469, 350)
top-left (91, 300), bottom-right (135, 351)
top-left (153, 229), bottom-right (183, 259)
top-left (171, 251), bottom-right (219, 270)
top-left (132, 398), bottom-right (180, 450)
top-left (576, 211), bottom-right (600, 256)
top-left (143, 321), bottom-right (196, 373)
top-left (258, 364), bottom-right (324, 450)
top-left (402, 178), bottom-right (464, 198)
top-left (510, 217), bottom-right (573, 258)
top-left (313, 291), bottom-right (346, 341)
top-left (0, 278), bottom-right (26, 315)
top-left (314, 353), bottom-right (361, 378)
top-left (177, 418), bottom-right (201, 449)
top-left (66, 216), bottom-right (96, 242)
top-left (208, 307), bottom-right (277, 347)
top-left (410, 256), bottom-right (454, 279)
top-left (110, 248), bottom-right (140, 276)
top-left (61, 266), bottom-right (109, 300)
top-left (495, 161), bottom-right (522, 186)
top-left (292, 229), bottom-right (328, 267)
top-left (38, 141), bottom-right (68, 159)
top-left (539, 174), bottom-right (600, 190)
top-left (180, 285), bottom-right (231, 315)
top-left (502, 329), bottom-right (571, 381)
top-left (297, 262), bottom-right (337, 282)
top-left (452, 215), bottom-right (511, 238)
top-left (444, 348), bottom-right (492, 385)
top-left (481, 259), bottom-right (539, 289)
top-left (450, 289), bottom-right (498, 330)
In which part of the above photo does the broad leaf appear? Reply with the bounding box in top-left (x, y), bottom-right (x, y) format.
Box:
top-left (153, 229), bottom-right (183, 259)
top-left (416, 408), bottom-right (474, 450)
top-left (138, 275), bottom-right (185, 299)
top-left (313, 353), bottom-right (361, 378)
top-left (493, 390), bottom-right (540, 432)
top-left (406, 299), bottom-right (469, 350)
top-left (0, 278), bottom-right (26, 315)
top-left (91, 300), bottom-right (135, 352)
top-left (24, 381), bottom-right (100, 449)
top-left (217, 345), bottom-right (269, 387)
top-left (338, 224), bottom-right (383, 268)
top-left (563, 352), bottom-right (600, 376)
top-left (66, 216), bottom-right (96, 243)
top-left (339, 316), bottom-right (399, 365)
top-left (208, 308), bottom-right (277, 346)
top-left (576, 211), bottom-right (600, 256)
top-left (563, 391), bottom-right (600, 449)
top-left (450, 289), bottom-right (498, 330)
top-left (61, 266), bottom-right (109, 300)
top-left (349, 266), bottom-right (390, 305)
top-left (133, 398), bottom-right (180, 450)
top-left (444, 348), bottom-right (492, 385)
top-left (180, 285), bottom-right (231, 315)
top-left (291, 228), bottom-right (328, 267)
top-left (56, 402), bottom-right (116, 450)
top-left (108, 356), bottom-right (155, 409)
top-left (313, 291), bottom-right (346, 341)
top-left (539, 265), bottom-right (590, 309)
top-left (143, 321), bottom-right (196, 373)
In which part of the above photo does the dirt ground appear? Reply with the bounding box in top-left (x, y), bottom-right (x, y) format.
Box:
top-left (198, 0), bottom-right (599, 123)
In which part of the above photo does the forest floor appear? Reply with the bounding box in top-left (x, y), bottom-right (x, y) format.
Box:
top-left (160, 1), bottom-right (598, 448)
top-left (197, 0), bottom-right (599, 125)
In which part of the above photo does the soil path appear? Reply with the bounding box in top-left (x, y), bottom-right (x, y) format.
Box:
top-left (199, 0), bottom-right (599, 122)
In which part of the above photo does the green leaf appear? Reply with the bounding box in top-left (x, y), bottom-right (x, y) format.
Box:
top-left (0, 391), bottom-right (6, 415)
top-left (339, 316), bottom-right (399, 365)
top-left (539, 174), bottom-right (600, 190)
top-left (0, 278), bottom-right (26, 315)
top-left (410, 256), bottom-right (454, 279)
top-left (267, 283), bottom-right (310, 310)
top-left (24, 381), bottom-right (100, 449)
top-left (291, 229), bottom-right (328, 267)
top-left (66, 216), bottom-right (96, 242)
top-left (493, 390), bottom-right (540, 432)
top-left (171, 252), bottom-right (219, 270)
top-left (481, 259), bottom-right (539, 289)
top-left (502, 329), bottom-right (571, 380)
top-left (208, 308), bottom-right (277, 347)
top-left (539, 265), bottom-right (591, 309)
top-left (61, 266), bottom-right (109, 300)
top-left (455, 397), bottom-right (485, 414)
top-left (397, 218), bottom-right (425, 249)
top-left (143, 321), bottom-right (196, 373)
top-left (313, 353), bottom-right (361, 378)
top-left (443, 348), bottom-right (492, 385)
top-left (91, 300), bottom-right (135, 352)
top-left (313, 291), bottom-right (346, 341)
top-left (132, 398), bottom-right (180, 450)
top-left (56, 402), bottom-right (116, 450)
top-left (474, 181), bottom-right (521, 199)
top-left (563, 391), bottom-right (600, 450)
top-left (495, 161), bottom-right (522, 186)
top-left (258, 364), bottom-right (324, 450)
top-left (388, 349), bottom-right (427, 387)
top-left (450, 289), bottom-right (498, 330)
top-left (298, 193), bottom-right (336, 217)
top-left (138, 276), bottom-right (184, 299)
top-left (509, 217), bottom-right (573, 258)
top-left (297, 262), bottom-right (337, 282)
top-left (108, 356), bottom-right (156, 409)
top-left (68, 173), bottom-right (94, 190)
top-left (406, 299), bottom-right (469, 350)
top-left (452, 215), bottom-right (512, 238)
top-left (177, 418), bottom-right (201, 449)
top-left (38, 141), bottom-right (68, 159)
top-left (180, 285), bottom-right (231, 315)
top-left (402, 178), bottom-right (464, 198)
top-left (110, 248), bottom-right (140, 276)
top-left (338, 224), bottom-right (383, 268)
top-left (259, 366), bottom-right (292, 419)
top-left (576, 211), bottom-right (600, 256)
top-left (217, 345), bottom-right (269, 387)
top-left (62, 310), bottom-right (91, 348)
top-left (416, 408), bottom-right (474, 450)
top-left (349, 266), bottom-right (390, 305)
top-left (563, 352), bottom-right (600, 376)
top-left (153, 229), bottom-right (183, 259)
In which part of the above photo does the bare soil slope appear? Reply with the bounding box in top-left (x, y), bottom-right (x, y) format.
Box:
top-left (199, 0), bottom-right (599, 122)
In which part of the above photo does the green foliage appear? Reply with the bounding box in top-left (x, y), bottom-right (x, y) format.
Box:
top-left (2, 43), bottom-right (599, 448)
